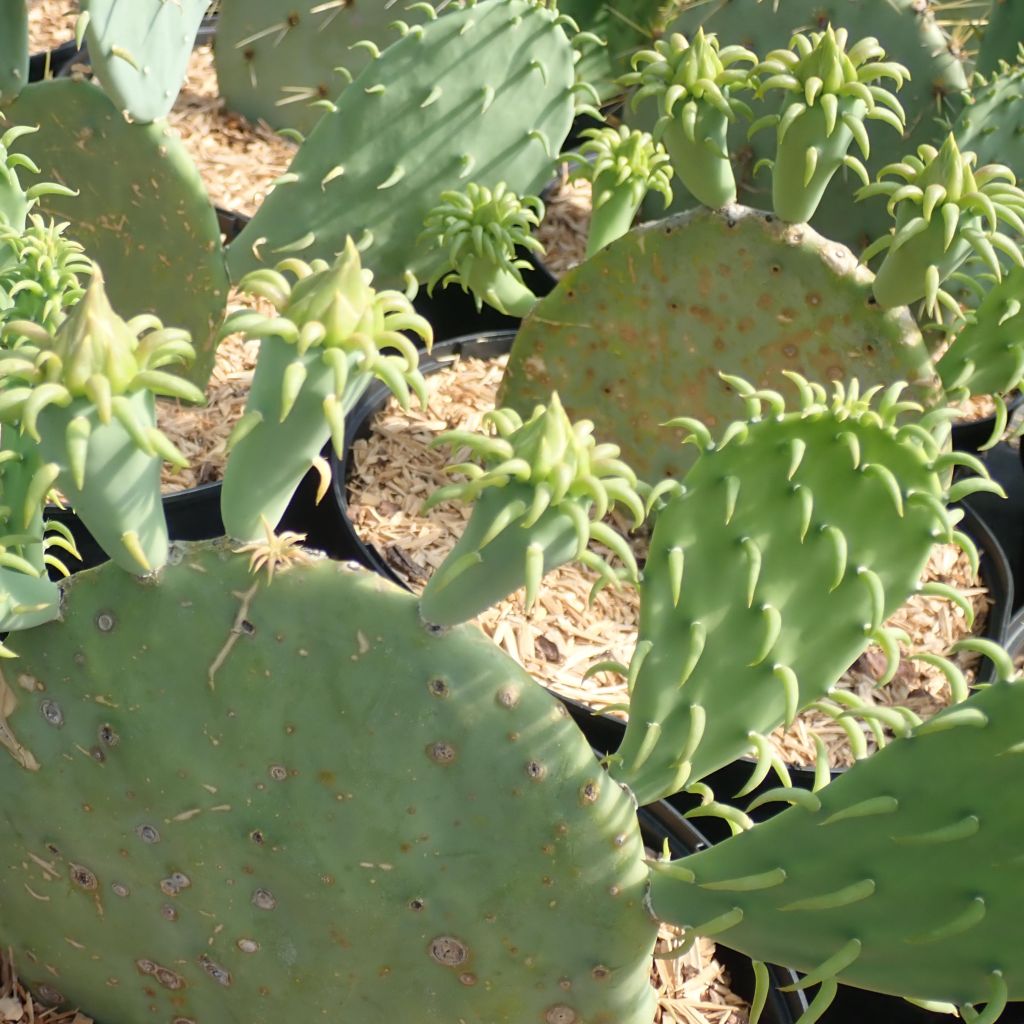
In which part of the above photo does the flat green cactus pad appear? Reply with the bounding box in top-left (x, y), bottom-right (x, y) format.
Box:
top-left (499, 206), bottom-right (938, 482)
top-left (81, 0), bottom-right (209, 122)
top-left (638, 0), bottom-right (967, 248)
top-left (214, 0), bottom-right (446, 136)
top-left (0, 541), bottom-right (658, 1024)
top-left (954, 54), bottom-right (1024, 174)
top-left (3, 79), bottom-right (229, 386)
top-left (0, 1), bottom-right (28, 104)
top-left (653, 676), bottom-right (1024, 1009)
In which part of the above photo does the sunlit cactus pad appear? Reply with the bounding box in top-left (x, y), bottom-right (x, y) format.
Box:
top-left (0, 541), bottom-right (658, 1024)
top-left (214, 0), bottom-right (446, 135)
top-left (3, 79), bottom-right (229, 385)
top-left (499, 206), bottom-right (936, 482)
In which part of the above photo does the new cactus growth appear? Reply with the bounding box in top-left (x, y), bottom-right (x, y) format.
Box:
top-left (750, 26), bottom-right (909, 224)
top-left (858, 133), bottom-right (1024, 316)
top-left (419, 392), bottom-right (644, 626)
top-left (622, 28), bottom-right (760, 209)
top-left (421, 183), bottom-right (546, 317)
top-left (220, 238), bottom-right (433, 541)
top-left (0, 269), bottom-right (201, 573)
top-left (563, 125), bottom-right (674, 254)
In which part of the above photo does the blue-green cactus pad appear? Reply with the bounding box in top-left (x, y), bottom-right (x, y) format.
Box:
top-left (81, 0), bottom-right (209, 123)
top-left (499, 205), bottom-right (938, 482)
top-left (0, 541), bottom-right (658, 1024)
top-left (227, 0), bottom-right (576, 288)
top-left (653, 675), bottom-right (1024, 1008)
top-left (0, 2), bottom-right (28, 104)
top-left (3, 79), bottom-right (229, 385)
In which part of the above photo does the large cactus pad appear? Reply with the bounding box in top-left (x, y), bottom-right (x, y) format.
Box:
top-left (499, 206), bottom-right (937, 482)
top-left (0, 1), bottom-right (28, 104)
top-left (228, 0), bottom-right (576, 288)
top-left (4, 79), bottom-right (229, 386)
top-left (0, 542), bottom-right (658, 1024)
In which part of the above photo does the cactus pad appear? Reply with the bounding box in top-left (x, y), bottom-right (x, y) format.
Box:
top-left (80, 0), bottom-right (209, 123)
top-left (0, 2), bottom-right (28, 104)
top-left (0, 541), bottom-right (659, 1024)
top-left (499, 205), bottom-right (937, 483)
top-left (4, 79), bottom-right (230, 386)
top-left (213, 0), bottom-right (445, 136)
top-left (228, 0), bottom-right (577, 289)
top-left (650, 673), bottom-right (1024, 1012)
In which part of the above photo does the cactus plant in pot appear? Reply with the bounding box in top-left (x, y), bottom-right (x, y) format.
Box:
top-left (0, 214), bottom-right (1022, 1022)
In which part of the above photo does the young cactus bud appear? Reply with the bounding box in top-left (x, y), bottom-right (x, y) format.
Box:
top-left (0, 215), bottom-right (92, 333)
top-left (858, 135), bottom-right (1024, 318)
top-left (621, 28), bottom-right (759, 209)
top-left (418, 393), bottom-right (645, 627)
top-left (564, 126), bottom-right (674, 255)
top-left (751, 26), bottom-right (909, 224)
top-left (0, 269), bottom-right (200, 574)
top-left (220, 237), bottom-right (433, 541)
top-left (420, 183), bottom-right (544, 318)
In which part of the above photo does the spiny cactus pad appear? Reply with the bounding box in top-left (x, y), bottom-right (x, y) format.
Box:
top-left (976, 0), bottom-right (1024, 76)
top-left (0, 541), bottom-right (659, 1024)
top-left (79, 0), bottom-right (209, 122)
top-left (613, 375), bottom-right (963, 805)
top-left (213, 0), bottom-right (446, 136)
top-left (955, 52), bottom-right (1024, 177)
top-left (0, 2), bottom-right (28, 104)
top-left (227, 0), bottom-right (576, 289)
top-left (499, 205), bottom-right (937, 483)
top-left (650, 673), bottom-right (1024, 1012)
top-left (645, 0), bottom-right (968, 250)
top-left (5, 79), bottom-right (230, 386)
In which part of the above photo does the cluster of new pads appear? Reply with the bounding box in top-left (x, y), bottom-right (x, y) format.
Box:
top-left (420, 182), bottom-right (545, 317)
top-left (418, 392), bottom-right (645, 626)
top-left (860, 134), bottom-right (1024, 316)
top-left (220, 237), bottom-right (433, 540)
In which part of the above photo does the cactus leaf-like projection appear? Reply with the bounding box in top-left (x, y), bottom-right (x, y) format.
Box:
top-left (858, 134), bottom-right (1024, 317)
top-left (622, 28), bottom-right (760, 209)
top-left (752, 26), bottom-right (909, 223)
top-left (419, 394), bottom-right (645, 627)
top-left (564, 126), bottom-right (674, 254)
top-left (0, 215), bottom-right (92, 333)
top-left (420, 183), bottom-right (544, 318)
top-left (0, 270), bottom-right (200, 575)
top-left (650, 672), bottom-right (1024, 1012)
top-left (614, 373), bottom-right (976, 806)
top-left (220, 238), bottom-right (433, 541)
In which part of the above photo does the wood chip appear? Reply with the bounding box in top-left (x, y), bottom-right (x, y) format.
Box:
top-left (27, 1), bottom-right (77, 55)
top-left (0, 949), bottom-right (92, 1024)
top-left (347, 356), bottom-right (991, 771)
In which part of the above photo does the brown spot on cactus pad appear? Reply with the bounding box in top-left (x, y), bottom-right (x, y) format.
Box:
top-left (430, 936), bottom-right (468, 967)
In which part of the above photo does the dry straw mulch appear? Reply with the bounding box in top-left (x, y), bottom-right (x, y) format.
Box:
top-left (26, 1), bottom-right (77, 55)
top-left (346, 354), bottom-right (991, 771)
top-left (0, 949), bottom-right (92, 1024)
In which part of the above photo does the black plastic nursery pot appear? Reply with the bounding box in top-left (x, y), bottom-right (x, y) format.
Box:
top-left (27, 39), bottom-right (82, 84)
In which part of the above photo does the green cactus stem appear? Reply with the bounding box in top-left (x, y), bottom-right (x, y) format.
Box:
top-left (564, 125), bottom-right (674, 255)
top-left (0, 270), bottom-right (201, 575)
top-left (219, 238), bottom-right (433, 541)
top-left (751, 26), bottom-right (909, 224)
top-left (621, 28), bottom-right (760, 209)
top-left (858, 134), bottom-right (1024, 317)
top-left (0, 2), bottom-right (28, 105)
top-left (648, 662), bottom-right (1024, 1013)
top-left (418, 394), bottom-right (645, 627)
top-left (0, 215), bottom-right (92, 332)
top-left (612, 373), bottom-right (990, 806)
top-left (420, 183), bottom-right (544, 318)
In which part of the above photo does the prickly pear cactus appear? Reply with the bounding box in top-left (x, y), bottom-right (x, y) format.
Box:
top-left (954, 51), bottom-right (1024, 176)
top-left (0, 1), bottom-right (28, 104)
top-left (0, 540), bottom-right (658, 1024)
top-left (4, 78), bottom-right (230, 385)
top-left (976, 0), bottom-right (1024, 76)
top-left (79, 0), bottom-right (209, 122)
top-left (228, 0), bottom-right (579, 289)
top-left (213, 0), bottom-right (446, 137)
top-left (641, 0), bottom-right (968, 249)
top-left (499, 205), bottom-right (938, 482)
